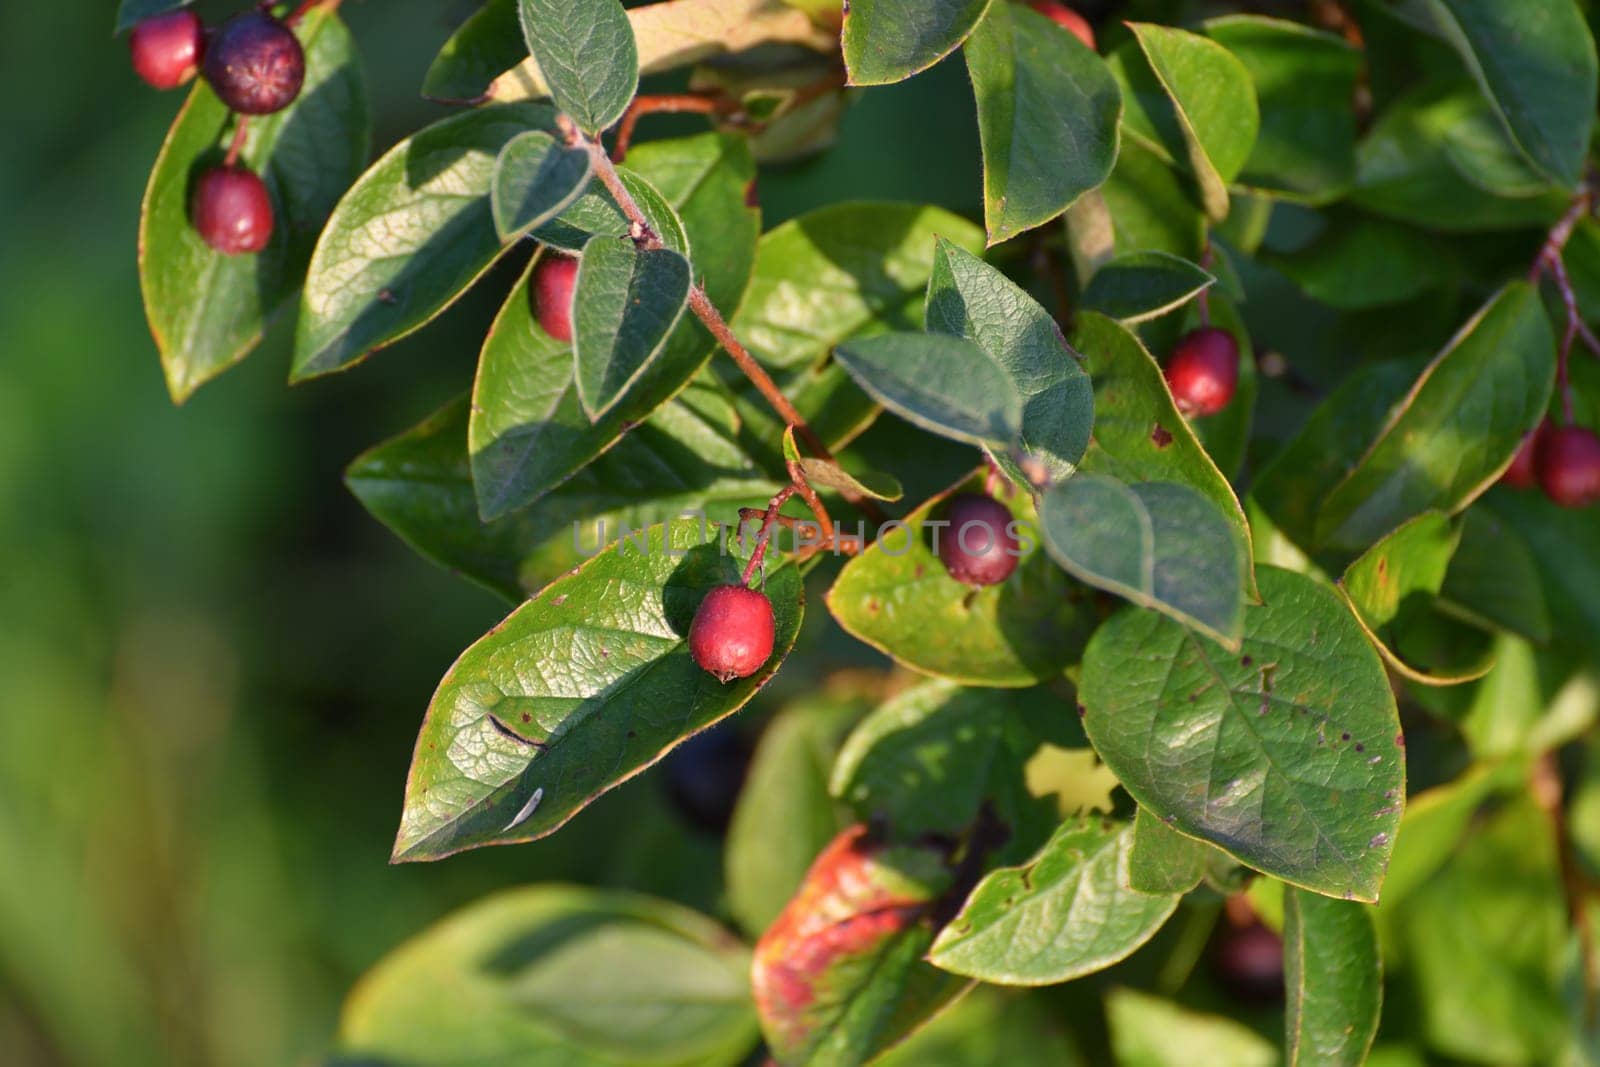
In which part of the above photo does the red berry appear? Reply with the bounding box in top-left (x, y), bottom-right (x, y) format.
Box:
top-left (1211, 921), bottom-right (1284, 1004)
top-left (202, 11), bottom-right (305, 115)
top-left (129, 9), bottom-right (205, 90)
top-left (1537, 425), bottom-right (1600, 508)
top-left (1500, 423), bottom-right (1545, 489)
top-left (533, 254), bottom-right (579, 343)
top-left (1166, 327), bottom-right (1240, 417)
top-left (192, 166), bottom-right (274, 255)
top-left (1030, 1), bottom-right (1096, 48)
top-left (690, 585), bottom-right (776, 682)
top-left (939, 493), bottom-right (1020, 587)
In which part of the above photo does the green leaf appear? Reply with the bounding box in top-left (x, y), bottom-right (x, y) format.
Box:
top-left (830, 680), bottom-right (1057, 857)
top-left (1437, 506), bottom-right (1552, 642)
top-left (1485, 490), bottom-right (1600, 661)
top-left (726, 687), bottom-right (869, 937)
top-left (1394, 798), bottom-right (1567, 1064)
top-left (1106, 989), bottom-right (1278, 1067)
top-left (1071, 312), bottom-right (1257, 600)
top-left (1335, 511), bottom-right (1492, 686)
top-left (572, 238), bottom-right (692, 420)
top-left (1094, 138), bottom-right (1207, 261)
top-left (517, 0), bottom-right (639, 134)
top-left (1039, 475), bottom-right (1245, 647)
top-left (1284, 889), bottom-right (1381, 1067)
top-left (530, 164), bottom-right (690, 255)
top-left (1203, 16), bottom-right (1360, 202)
top-left (1080, 251), bottom-right (1215, 324)
top-left (490, 130), bottom-right (593, 239)
top-left (1352, 83), bottom-right (1568, 231)
top-left (1315, 282), bottom-right (1556, 552)
top-left (827, 473), bottom-right (1095, 687)
top-left (928, 818), bottom-right (1178, 985)
top-left (292, 103), bottom-right (554, 380)
top-left (1113, 23), bottom-right (1259, 219)
top-left (1401, 0), bottom-right (1597, 186)
top-left (965, 3), bottom-right (1122, 244)
top-left (841, 0), bottom-right (992, 86)
top-left (1251, 360), bottom-right (1419, 556)
top-left (753, 827), bottom-right (967, 1066)
top-left (874, 987), bottom-right (1087, 1066)
top-left (469, 133), bottom-right (758, 520)
top-left (139, 10), bottom-right (367, 401)
top-left (423, 0), bottom-right (524, 102)
top-left (782, 427), bottom-right (903, 502)
top-left (346, 394), bottom-right (778, 602)
top-left (833, 333), bottom-right (1022, 449)
top-left (1079, 566), bottom-right (1403, 902)
top-left (333, 886), bottom-right (756, 1067)
top-left (1126, 807), bottom-right (1209, 895)
top-left (1267, 214), bottom-right (1453, 311)
top-left (391, 520), bottom-right (803, 861)
top-left (115, 0), bottom-right (188, 35)
top-left (924, 238), bottom-right (1093, 482)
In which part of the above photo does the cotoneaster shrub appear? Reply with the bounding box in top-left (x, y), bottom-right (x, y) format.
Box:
top-left (123, 0), bottom-right (1600, 1064)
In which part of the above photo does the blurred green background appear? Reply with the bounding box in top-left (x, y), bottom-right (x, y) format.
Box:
top-left (0, 2), bottom-right (985, 1063)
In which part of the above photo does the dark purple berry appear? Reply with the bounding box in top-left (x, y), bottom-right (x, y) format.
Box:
top-left (1211, 921), bottom-right (1284, 1004)
top-left (533, 254), bottom-right (579, 343)
top-left (939, 493), bottom-right (1019, 587)
top-left (1538, 425), bottom-right (1600, 508)
top-left (192, 165), bottom-right (273, 255)
top-left (690, 585), bottom-right (775, 682)
top-left (1166, 327), bottom-right (1240, 417)
top-left (130, 9), bottom-right (205, 90)
top-left (202, 11), bottom-right (305, 115)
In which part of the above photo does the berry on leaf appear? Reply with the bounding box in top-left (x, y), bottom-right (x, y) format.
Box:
top-left (129, 9), bottom-right (205, 90)
top-left (939, 493), bottom-right (1019, 587)
top-left (690, 584), bottom-right (775, 682)
top-left (1537, 424), bottom-right (1600, 508)
top-left (202, 11), bottom-right (305, 115)
top-left (1030, 1), bottom-right (1096, 49)
top-left (192, 166), bottom-right (274, 255)
top-left (532, 254), bottom-right (580, 343)
top-left (1500, 423), bottom-right (1545, 489)
top-left (1165, 327), bottom-right (1240, 417)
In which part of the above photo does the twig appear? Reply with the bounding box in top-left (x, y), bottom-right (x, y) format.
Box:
top-left (223, 115), bottom-right (251, 167)
top-left (612, 93), bottom-right (727, 162)
top-left (1531, 189), bottom-right (1595, 423)
top-left (740, 486), bottom-right (796, 586)
top-left (1533, 751), bottom-right (1597, 1023)
top-left (785, 458), bottom-right (835, 543)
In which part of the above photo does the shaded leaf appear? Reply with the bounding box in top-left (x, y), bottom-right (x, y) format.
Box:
top-left (115, 0), bottom-right (187, 33)
top-left (1437, 506), bottom-right (1552, 642)
top-left (965, 3), bottom-right (1122, 244)
top-left (1126, 807), bottom-right (1208, 895)
top-left (333, 886), bottom-right (755, 1067)
top-left (572, 237), bottom-right (692, 420)
top-left (1268, 214), bottom-right (1453, 311)
top-left (1071, 312), bottom-right (1257, 599)
top-left (517, 0), bottom-right (638, 134)
top-left (842, 0), bottom-right (992, 86)
top-left (490, 130), bottom-right (593, 239)
top-left (1315, 282), bottom-right (1556, 552)
top-left (874, 988), bottom-right (1086, 1066)
top-left (140, 10), bottom-right (368, 400)
top-left (346, 395), bottom-right (777, 602)
top-left (392, 520), bottom-right (803, 861)
top-left (422, 0), bottom-right (525, 102)
top-left (929, 818), bottom-right (1178, 985)
top-left (1106, 988), bottom-right (1278, 1067)
top-left (469, 133), bottom-right (758, 520)
top-left (833, 333), bottom-right (1021, 449)
top-left (292, 103), bottom-right (554, 380)
top-left (726, 685), bottom-right (872, 937)
top-left (1039, 475), bottom-right (1245, 647)
top-left (926, 238), bottom-right (1094, 484)
top-left (827, 473), bottom-right (1096, 687)
top-left (1486, 490), bottom-right (1600, 661)
top-left (1080, 251), bottom-right (1215, 324)
top-left (830, 680), bottom-right (1058, 859)
top-left (1284, 889), bottom-right (1381, 1067)
top-left (1113, 23), bottom-right (1259, 218)
top-left (1203, 16), bottom-right (1360, 202)
top-left (753, 826), bottom-right (967, 1066)
top-left (1079, 566), bottom-right (1403, 902)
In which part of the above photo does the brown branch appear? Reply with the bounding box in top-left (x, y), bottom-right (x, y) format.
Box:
top-left (612, 93), bottom-right (727, 162)
top-left (223, 115), bottom-right (251, 167)
top-left (739, 486), bottom-right (796, 586)
top-left (1533, 751), bottom-right (1597, 1023)
top-left (1531, 189), bottom-right (1595, 423)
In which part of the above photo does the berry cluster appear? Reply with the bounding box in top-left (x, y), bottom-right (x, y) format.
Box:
top-left (128, 4), bottom-right (309, 256)
top-left (1501, 421), bottom-right (1600, 508)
